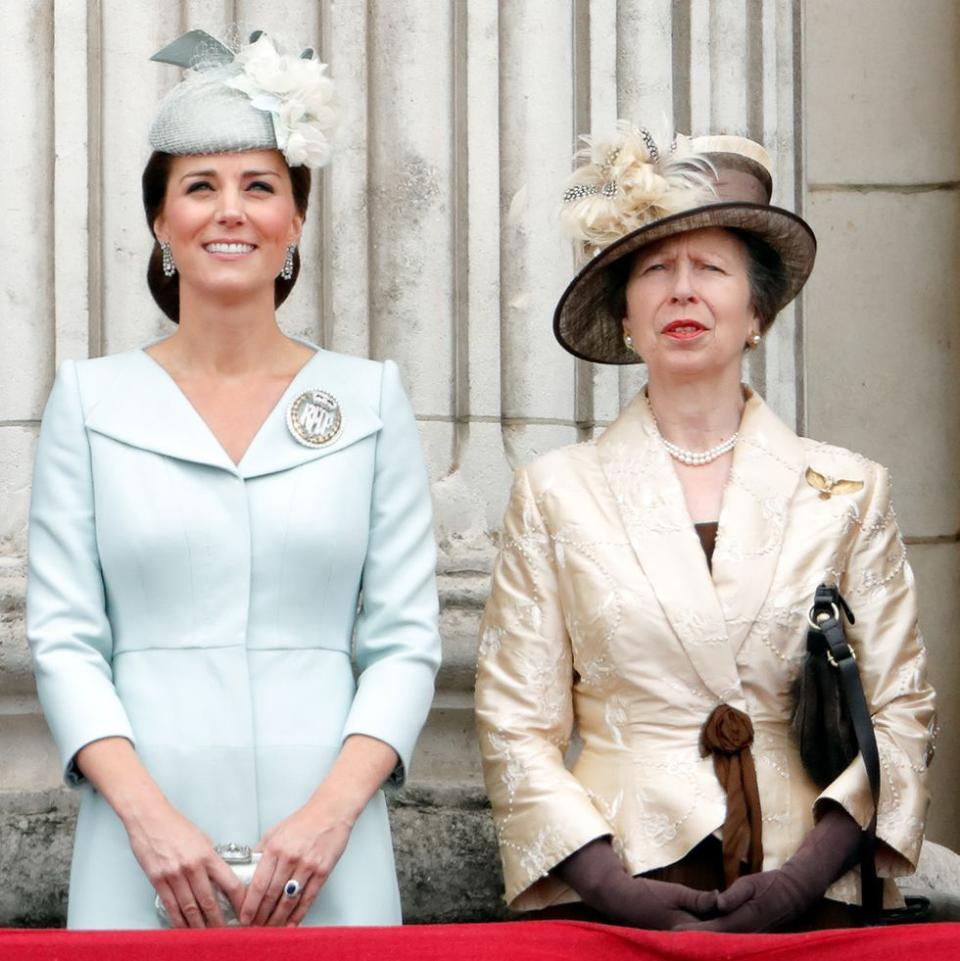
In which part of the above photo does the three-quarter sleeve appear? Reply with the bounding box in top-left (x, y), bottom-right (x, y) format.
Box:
top-left (27, 360), bottom-right (135, 786)
top-left (340, 359), bottom-right (441, 786)
top-left (815, 461), bottom-right (936, 877)
top-left (475, 467), bottom-right (611, 909)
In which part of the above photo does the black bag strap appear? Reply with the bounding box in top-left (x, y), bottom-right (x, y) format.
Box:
top-left (808, 583), bottom-right (883, 923)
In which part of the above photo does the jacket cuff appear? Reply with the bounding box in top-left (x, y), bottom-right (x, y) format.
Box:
top-left (504, 811), bottom-right (613, 910)
top-left (340, 658), bottom-right (436, 788)
top-left (814, 755), bottom-right (925, 876)
top-left (64, 733), bottom-right (136, 788)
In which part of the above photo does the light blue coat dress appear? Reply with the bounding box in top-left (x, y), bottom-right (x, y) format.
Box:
top-left (27, 346), bottom-right (441, 929)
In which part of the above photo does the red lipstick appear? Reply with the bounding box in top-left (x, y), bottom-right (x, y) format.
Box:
top-left (662, 320), bottom-right (707, 340)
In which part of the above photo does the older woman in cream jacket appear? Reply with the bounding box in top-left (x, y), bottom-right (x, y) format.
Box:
top-left (474, 127), bottom-right (935, 932)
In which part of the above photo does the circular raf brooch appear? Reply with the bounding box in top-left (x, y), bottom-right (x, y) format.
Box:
top-left (287, 389), bottom-right (343, 448)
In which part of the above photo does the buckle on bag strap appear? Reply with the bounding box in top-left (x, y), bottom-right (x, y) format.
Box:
top-left (825, 643), bottom-right (855, 669)
top-left (810, 583), bottom-right (855, 623)
top-left (807, 584), bottom-right (857, 667)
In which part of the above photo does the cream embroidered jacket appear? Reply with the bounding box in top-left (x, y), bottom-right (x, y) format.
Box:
top-left (475, 388), bottom-right (935, 912)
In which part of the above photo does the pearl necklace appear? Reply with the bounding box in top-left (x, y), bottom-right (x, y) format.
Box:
top-left (646, 395), bottom-right (739, 467)
top-left (660, 433), bottom-right (738, 466)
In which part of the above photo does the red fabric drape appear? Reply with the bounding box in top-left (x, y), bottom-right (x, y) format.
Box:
top-left (0, 921), bottom-right (957, 961)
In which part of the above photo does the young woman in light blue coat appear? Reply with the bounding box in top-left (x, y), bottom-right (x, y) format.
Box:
top-left (27, 30), bottom-right (441, 930)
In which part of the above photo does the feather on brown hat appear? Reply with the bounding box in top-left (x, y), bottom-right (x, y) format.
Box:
top-left (553, 124), bottom-right (816, 365)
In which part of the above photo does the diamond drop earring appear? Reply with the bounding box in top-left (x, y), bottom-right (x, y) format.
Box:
top-left (280, 245), bottom-right (296, 281)
top-left (160, 241), bottom-right (176, 278)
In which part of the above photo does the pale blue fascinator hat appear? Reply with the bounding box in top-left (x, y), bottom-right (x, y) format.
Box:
top-left (149, 29), bottom-right (337, 169)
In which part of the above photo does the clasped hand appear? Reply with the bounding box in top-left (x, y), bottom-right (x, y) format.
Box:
top-left (127, 801), bottom-right (245, 928)
top-left (129, 797), bottom-right (352, 927)
top-left (588, 864), bottom-right (815, 933)
top-left (587, 857), bottom-right (828, 933)
top-left (553, 838), bottom-right (719, 930)
top-left (238, 799), bottom-right (353, 927)
top-left (678, 806), bottom-right (863, 932)
top-left (553, 821), bottom-right (854, 932)
top-left (676, 867), bottom-right (811, 933)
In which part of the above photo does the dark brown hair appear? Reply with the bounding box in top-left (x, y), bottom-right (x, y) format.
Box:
top-left (142, 151), bottom-right (312, 323)
top-left (606, 227), bottom-right (788, 335)
top-left (727, 228), bottom-right (788, 333)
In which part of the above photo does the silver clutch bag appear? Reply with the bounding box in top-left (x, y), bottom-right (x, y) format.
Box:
top-left (155, 842), bottom-right (260, 927)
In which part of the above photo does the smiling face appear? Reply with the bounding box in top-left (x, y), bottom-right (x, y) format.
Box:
top-left (153, 150), bottom-right (303, 308)
top-left (622, 227), bottom-right (759, 381)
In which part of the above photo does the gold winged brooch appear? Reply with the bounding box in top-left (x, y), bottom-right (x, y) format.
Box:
top-left (805, 467), bottom-right (864, 499)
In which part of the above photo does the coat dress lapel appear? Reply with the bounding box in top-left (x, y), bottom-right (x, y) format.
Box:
top-left (83, 348), bottom-right (382, 479)
top-left (238, 350), bottom-right (382, 479)
top-left (596, 387), bottom-right (805, 705)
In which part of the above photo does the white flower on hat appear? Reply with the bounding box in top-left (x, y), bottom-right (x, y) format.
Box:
top-left (233, 34), bottom-right (315, 94)
top-left (301, 83), bottom-right (337, 127)
top-left (283, 125), bottom-right (333, 169)
top-left (278, 97), bottom-right (308, 129)
top-left (224, 32), bottom-right (338, 169)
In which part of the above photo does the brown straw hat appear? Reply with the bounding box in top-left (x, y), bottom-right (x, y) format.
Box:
top-left (553, 126), bottom-right (816, 365)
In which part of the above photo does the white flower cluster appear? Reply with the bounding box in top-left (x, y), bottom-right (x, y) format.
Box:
top-left (225, 34), bottom-right (337, 169)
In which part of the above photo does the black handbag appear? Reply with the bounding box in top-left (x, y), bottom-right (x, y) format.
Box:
top-left (791, 583), bottom-right (883, 922)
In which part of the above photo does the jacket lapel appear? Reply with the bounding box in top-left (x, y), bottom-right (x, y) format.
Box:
top-left (84, 349), bottom-right (382, 478)
top-left (597, 392), bottom-right (744, 706)
top-left (238, 351), bottom-right (382, 479)
top-left (711, 390), bottom-right (806, 655)
top-left (84, 350), bottom-right (237, 472)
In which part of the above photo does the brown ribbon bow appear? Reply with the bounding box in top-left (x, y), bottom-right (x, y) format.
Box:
top-left (700, 703), bottom-right (764, 887)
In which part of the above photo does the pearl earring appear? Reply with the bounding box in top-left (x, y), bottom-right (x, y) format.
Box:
top-left (623, 332), bottom-right (634, 352)
top-left (747, 331), bottom-right (761, 349)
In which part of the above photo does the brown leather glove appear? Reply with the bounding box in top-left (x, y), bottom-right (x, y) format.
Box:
top-left (552, 838), bottom-right (719, 930)
top-left (679, 805), bottom-right (863, 933)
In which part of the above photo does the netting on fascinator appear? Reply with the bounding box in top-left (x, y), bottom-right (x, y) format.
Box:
top-left (149, 29), bottom-right (338, 169)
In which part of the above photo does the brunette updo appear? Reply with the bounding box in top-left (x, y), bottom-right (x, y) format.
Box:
top-left (142, 151), bottom-right (312, 323)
